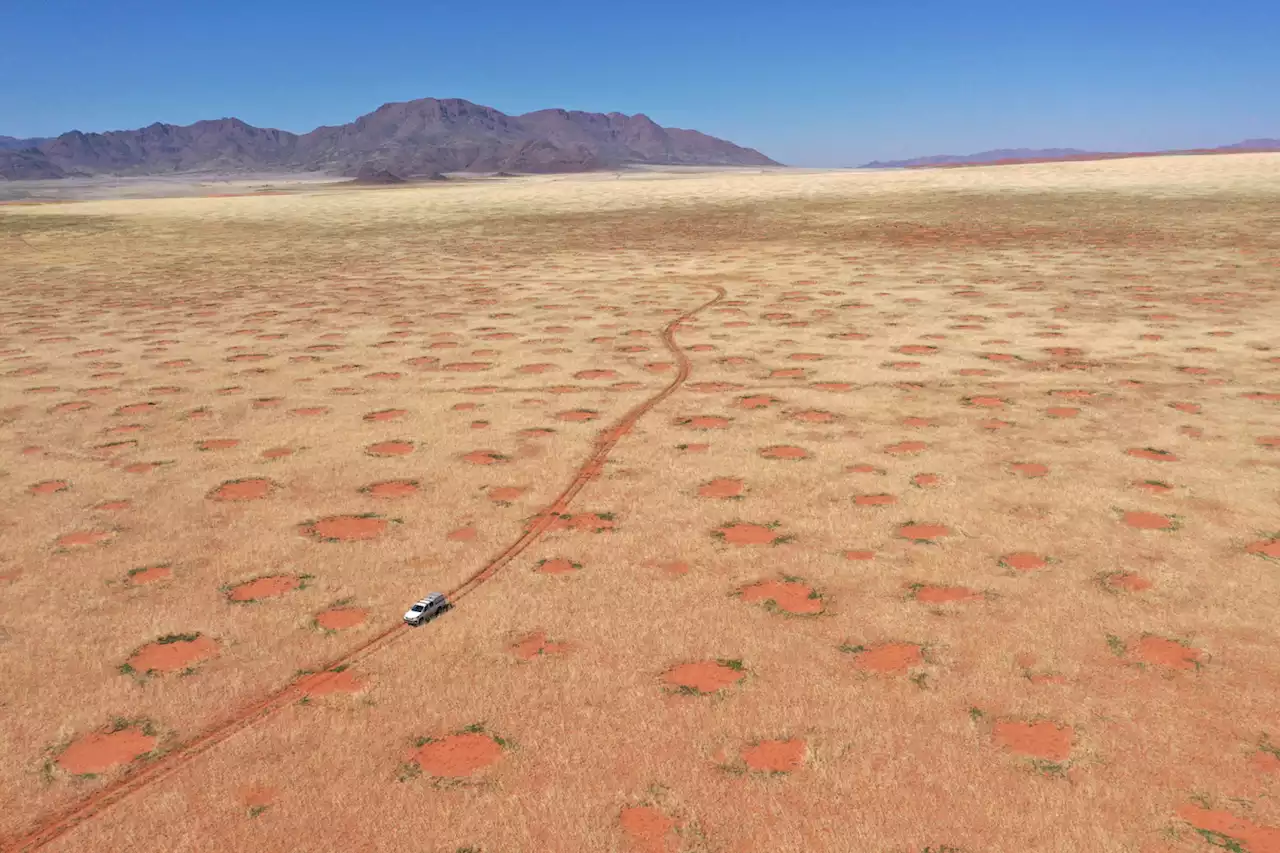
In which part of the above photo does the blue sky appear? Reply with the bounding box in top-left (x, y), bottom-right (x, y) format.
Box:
top-left (2, 0), bottom-right (1276, 166)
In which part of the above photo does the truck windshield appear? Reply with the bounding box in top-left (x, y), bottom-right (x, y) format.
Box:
top-left (411, 604), bottom-right (424, 612)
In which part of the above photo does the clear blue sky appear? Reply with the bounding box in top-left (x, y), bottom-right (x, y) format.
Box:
top-left (2, 0), bottom-right (1276, 166)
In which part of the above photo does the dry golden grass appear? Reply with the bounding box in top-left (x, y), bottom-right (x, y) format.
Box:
top-left (2, 154), bottom-right (1279, 853)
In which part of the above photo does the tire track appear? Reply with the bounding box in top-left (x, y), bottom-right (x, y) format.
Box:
top-left (7, 284), bottom-right (726, 852)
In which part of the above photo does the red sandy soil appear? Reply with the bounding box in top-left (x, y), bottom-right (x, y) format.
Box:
top-left (1132, 636), bottom-right (1203, 670)
top-left (537, 558), bottom-right (578, 575)
top-left (1009, 462), bottom-right (1049, 477)
top-left (57, 727), bottom-right (156, 775)
top-left (314, 607), bottom-right (367, 630)
top-left (992, 721), bottom-right (1073, 760)
top-left (127, 565), bottom-right (172, 585)
top-left (412, 733), bottom-right (504, 777)
top-left (913, 585), bottom-right (982, 603)
top-left (760, 445), bottom-right (808, 459)
top-left (487, 486), bottom-right (525, 502)
top-left (739, 580), bottom-right (823, 614)
top-left (462, 450), bottom-right (505, 464)
top-left (698, 478), bottom-right (744, 498)
top-left (1245, 538), bottom-right (1280, 559)
top-left (853, 493), bottom-right (897, 506)
top-left (1001, 552), bottom-right (1048, 572)
top-left (912, 473), bottom-right (942, 487)
top-left (302, 515), bottom-right (388, 541)
top-left (366, 440), bottom-right (414, 456)
top-left (897, 522), bottom-right (951, 542)
top-left (261, 447), bottom-right (294, 459)
top-left (197, 439), bottom-right (239, 451)
top-left (556, 409), bottom-right (599, 421)
top-left (30, 480), bottom-right (70, 495)
top-left (1178, 804), bottom-right (1280, 853)
top-left (619, 806), bottom-right (677, 853)
top-left (663, 661), bottom-right (745, 694)
top-left (884, 440), bottom-right (927, 454)
top-left (364, 479), bottom-right (419, 498)
top-left (716, 523), bottom-right (779, 545)
top-left (791, 409), bottom-right (836, 423)
top-left (55, 530), bottom-right (114, 548)
top-left (1106, 572), bottom-right (1153, 592)
top-left (226, 576), bottom-right (301, 602)
top-left (678, 415), bottom-right (730, 429)
top-left (852, 643), bottom-right (924, 673)
top-left (741, 739), bottom-right (806, 772)
top-left (128, 635), bottom-right (219, 674)
top-left (1121, 511), bottom-right (1176, 530)
top-left (843, 549), bottom-right (876, 561)
top-left (208, 478), bottom-right (274, 501)
top-left (510, 631), bottom-right (571, 659)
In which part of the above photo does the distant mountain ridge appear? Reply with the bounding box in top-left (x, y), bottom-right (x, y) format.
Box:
top-left (0, 98), bottom-right (778, 180)
top-left (862, 140), bottom-right (1280, 169)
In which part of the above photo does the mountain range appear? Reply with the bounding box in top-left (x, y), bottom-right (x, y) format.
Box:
top-left (0, 98), bottom-right (778, 181)
top-left (861, 140), bottom-right (1280, 169)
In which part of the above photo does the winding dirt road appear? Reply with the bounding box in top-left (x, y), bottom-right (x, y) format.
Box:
top-left (6, 284), bottom-right (726, 853)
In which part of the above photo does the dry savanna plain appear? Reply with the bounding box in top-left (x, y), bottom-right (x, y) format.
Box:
top-left (1, 155), bottom-right (1279, 853)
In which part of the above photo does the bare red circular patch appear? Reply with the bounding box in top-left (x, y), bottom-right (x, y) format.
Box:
top-left (315, 607), bottom-right (367, 630)
top-left (912, 473), bottom-right (942, 488)
top-left (760, 445), bottom-right (808, 460)
top-left (367, 440), bottom-right (414, 457)
top-left (853, 494), bottom-right (897, 506)
top-left (128, 635), bottom-right (219, 674)
top-left (1121, 511), bottom-right (1175, 530)
top-left (992, 721), bottom-right (1072, 760)
top-left (716, 523), bottom-right (783, 545)
top-left (227, 575), bottom-right (300, 602)
top-left (619, 806), bottom-right (676, 853)
top-left (663, 661), bottom-right (745, 693)
top-left (1001, 552), bottom-right (1047, 572)
top-left (1133, 636), bottom-right (1202, 669)
top-left (209, 478), bottom-right (275, 501)
top-left (462, 450), bottom-right (506, 465)
top-left (128, 565), bottom-right (172, 585)
top-left (197, 439), bottom-right (239, 451)
top-left (511, 631), bottom-right (571, 660)
top-left (302, 515), bottom-right (388, 541)
top-left (1010, 462), bottom-right (1049, 477)
top-left (741, 739), bottom-right (806, 772)
top-left (57, 726), bottom-right (156, 775)
top-left (884, 441), bottom-right (926, 455)
top-left (1106, 572), bottom-right (1152, 592)
top-left (1045, 407), bottom-right (1079, 419)
top-left (698, 478), bottom-right (744, 499)
top-left (537, 558), bottom-right (579, 575)
top-left (412, 732), bottom-right (504, 777)
top-left (678, 415), bottom-right (730, 429)
top-left (740, 580), bottom-right (822, 614)
top-left (790, 409), bottom-right (836, 423)
top-left (30, 480), bottom-right (70, 495)
top-left (261, 447), bottom-right (294, 460)
top-left (913, 584), bottom-right (981, 603)
top-left (852, 642), bottom-right (923, 673)
top-left (56, 530), bottom-right (114, 548)
top-left (364, 479), bottom-right (419, 498)
top-left (897, 523), bottom-right (951, 542)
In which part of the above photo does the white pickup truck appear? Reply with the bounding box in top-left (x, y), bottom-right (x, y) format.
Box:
top-left (404, 592), bottom-right (450, 626)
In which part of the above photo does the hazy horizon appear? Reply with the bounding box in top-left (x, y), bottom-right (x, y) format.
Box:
top-left (3, 0), bottom-right (1277, 167)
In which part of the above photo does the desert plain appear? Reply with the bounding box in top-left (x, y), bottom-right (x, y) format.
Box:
top-left (1, 154), bottom-right (1279, 853)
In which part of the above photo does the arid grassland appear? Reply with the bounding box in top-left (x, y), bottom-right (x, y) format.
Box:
top-left (1, 155), bottom-right (1278, 853)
